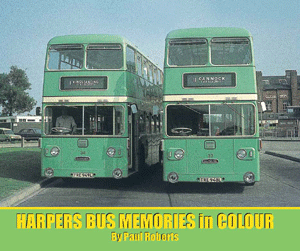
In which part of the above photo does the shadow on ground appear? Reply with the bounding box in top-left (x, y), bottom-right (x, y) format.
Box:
top-left (57, 164), bottom-right (245, 194)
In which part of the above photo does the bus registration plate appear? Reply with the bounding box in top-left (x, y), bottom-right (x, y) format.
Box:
top-left (72, 173), bottom-right (95, 178)
top-left (198, 177), bottom-right (222, 183)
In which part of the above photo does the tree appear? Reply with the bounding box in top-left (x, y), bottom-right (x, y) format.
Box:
top-left (0, 66), bottom-right (36, 116)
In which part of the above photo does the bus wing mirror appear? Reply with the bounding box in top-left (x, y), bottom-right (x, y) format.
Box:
top-left (260, 102), bottom-right (266, 112)
top-left (36, 106), bottom-right (41, 116)
top-left (131, 104), bottom-right (138, 114)
top-left (153, 105), bottom-right (159, 115)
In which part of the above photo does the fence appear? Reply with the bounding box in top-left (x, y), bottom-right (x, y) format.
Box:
top-left (260, 127), bottom-right (299, 138)
top-left (0, 138), bottom-right (39, 148)
top-left (0, 122), bottom-right (41, 132)
top-left (0, 122), bottom-right (41, 148)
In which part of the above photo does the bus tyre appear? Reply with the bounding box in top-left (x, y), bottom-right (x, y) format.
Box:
top-left (62, 178), bottom-right (72, 182)
top-left (159, 149), bottom-right (163, 165)
top-left (62, 178), bottom-right (78, 184)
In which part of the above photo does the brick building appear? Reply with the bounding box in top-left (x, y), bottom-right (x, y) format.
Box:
top-left (257, 70), bottom-right (300, 136)
top-left (256, 70), bottom-right (300, 114)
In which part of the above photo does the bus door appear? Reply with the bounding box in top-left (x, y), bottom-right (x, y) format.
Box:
top-left (128, 105), bottom-right (138, 172)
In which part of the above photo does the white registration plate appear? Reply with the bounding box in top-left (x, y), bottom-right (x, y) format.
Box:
top-left (198, 177), bottom-right (222, 183)
top-left (72, 173), bottom-right (95, 178)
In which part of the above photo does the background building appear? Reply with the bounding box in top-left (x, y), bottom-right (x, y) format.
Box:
top-left (0, 115), bottom-right (41, 133)
top-left (257, 70), bottom-right (300, 113)
top-left (256, 70), bottom-right (300, 137)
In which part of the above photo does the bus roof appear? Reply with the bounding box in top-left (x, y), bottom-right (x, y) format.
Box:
top-left (166, 27), bottom-right (252, 39)
top-left (48, 34), bottom-right (135, 47)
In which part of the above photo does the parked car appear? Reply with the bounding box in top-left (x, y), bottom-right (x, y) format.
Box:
top-left (0, 128), bottom-right (22, 142)
top-left (16, 128), bottom-right (41, 141)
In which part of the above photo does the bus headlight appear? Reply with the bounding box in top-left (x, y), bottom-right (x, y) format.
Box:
top-left (174, 149), bottom-right (184, 160)
top-left (107, 147), bottom-right (116, 157)
top-left (50, 147), bottom-right (60, 156)
top-left (236, 149), bottom-right (247, 160)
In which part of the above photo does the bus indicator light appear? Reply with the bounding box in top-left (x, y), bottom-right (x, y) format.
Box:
top-left (50, 147), bottom-right (60, 157)
top-left (174, 149), bottom-right (184, 160)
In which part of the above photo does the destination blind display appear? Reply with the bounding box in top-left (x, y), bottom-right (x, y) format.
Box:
top-left (183, 73), bottom-right (236, 88)
top-left (61, 76), bottom-right (107, 90)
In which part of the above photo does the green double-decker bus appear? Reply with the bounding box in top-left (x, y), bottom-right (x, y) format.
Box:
top-left (41, 34), bottom-right (163, 180)
top-left (162, 28), bottom-right (260, 185)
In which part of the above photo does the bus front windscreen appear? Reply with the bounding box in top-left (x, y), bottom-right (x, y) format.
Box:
top-left (167, 103), bottom-right (255, 137)
top-left (44, 105), bottom-right (125, 136)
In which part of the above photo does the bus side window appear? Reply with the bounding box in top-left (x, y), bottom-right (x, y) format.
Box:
top-left (145, 114), bottom-right (150, 134)
top-left (126, 46), bottom-right (136, 73)
top-left (153, 67), bottom-right (157, 86)
top-left (139, 113), bottom-right (145, 133)
top-left (149, 64), bottom-right (153, 83)
top-left (143, 59), bottom-right (149, 80)
top-left (158, 70), bottom-right (163, 87)
top-left (152, 115), bottom-right (156, 133)
top-left (137, 53), bottom-right (142, 77)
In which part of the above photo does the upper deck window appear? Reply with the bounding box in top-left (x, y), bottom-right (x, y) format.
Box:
top-left (211, 38), bottom-right (251, 65)
top-left (126, 46), bottom-right (136, 73)
top-left (168, 39), bottom-right (208, 66)
top-left (87, 44), bottom-right (123, 69)
top-left (48, 44), bottom-right (84, 70)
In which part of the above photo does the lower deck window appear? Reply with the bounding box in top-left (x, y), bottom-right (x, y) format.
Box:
top-left (44, 105), bottom-right (124, 136)
top-left (167, 104), bottom-right (255, 137)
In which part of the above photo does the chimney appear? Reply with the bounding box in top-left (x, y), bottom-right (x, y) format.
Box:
top-left (286, 70), bottom-right (298, 106)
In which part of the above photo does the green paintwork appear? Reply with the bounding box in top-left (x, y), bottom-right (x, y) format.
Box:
top-left (41, 137), bottom-right (129, 178)
top-left (48, 34), bottom-right (132, 47)
top-left (164, 27), bottom-right (256, 96)
top-left (43, 34), bottom-right (162, 101)
top-left (162, 28), bottom-right (260, 183)
top-left (166, 27), bottom-right (252, 40)
top-left (41, 34), bottom-right (163, 179)
top-left (163, 67), bottom-right (257, 95)
top-left (163, 137), bottom-right (260, 182)
top-left (43, 71), bottom-right (128, 97)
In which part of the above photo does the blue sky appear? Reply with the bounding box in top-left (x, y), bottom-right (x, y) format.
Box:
top-left (0, 0), bottom-right (299, 110)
